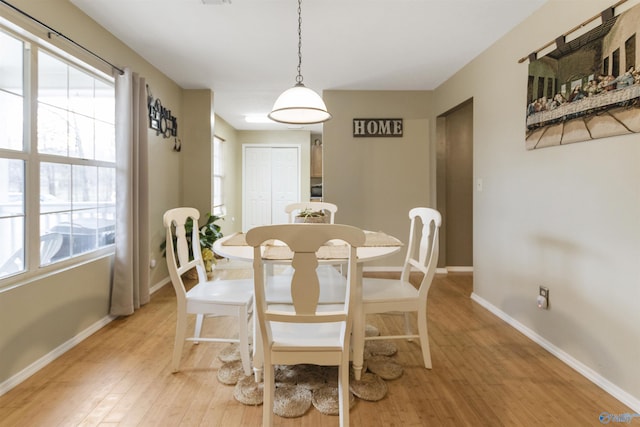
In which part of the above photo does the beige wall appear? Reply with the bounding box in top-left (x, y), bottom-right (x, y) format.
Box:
top-left (322, 91), bottom-right (433, 267)
top-left (0, 0), bottom-right (183, 386)
top-left (433, 0), bottom-right (640, 406)
top-left (182, 90), bottom-right (214, 218)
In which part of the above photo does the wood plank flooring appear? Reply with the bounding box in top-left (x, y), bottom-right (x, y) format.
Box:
top-left (0, 267), bottom-right (632, 426)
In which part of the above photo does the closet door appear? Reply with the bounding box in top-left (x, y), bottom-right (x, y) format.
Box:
top-left (271, 147), bottom-right (299, 225)
top-left (243, 145), bottom-right (300, 231)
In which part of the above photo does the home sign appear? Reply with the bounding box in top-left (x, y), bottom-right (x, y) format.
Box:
top-left (353, 118), bottom-right (403, 137)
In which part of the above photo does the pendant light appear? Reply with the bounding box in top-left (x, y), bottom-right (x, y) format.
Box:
top-left (268, 0), bottom-right (331, 125)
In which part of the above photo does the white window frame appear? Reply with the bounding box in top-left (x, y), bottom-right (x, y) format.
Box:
top-left (212, 135), bottom-right (225, 217)
top-left (0, 21), bottom-right (116, 286)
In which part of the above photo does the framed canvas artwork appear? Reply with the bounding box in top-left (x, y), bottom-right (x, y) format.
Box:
top-left (526, 3), bottom-right (640, 149)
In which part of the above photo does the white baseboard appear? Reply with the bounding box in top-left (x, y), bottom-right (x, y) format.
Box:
top-left (0, 314), bottom-right (116, 397)
top-left (470, 292), bottom-right (640, 413)
top-left (150, 276), bottom-right (171, 294)
top-left (445, 266), bottom-right (474, 273)
top-left (363, 266), bottom-right (403, 273)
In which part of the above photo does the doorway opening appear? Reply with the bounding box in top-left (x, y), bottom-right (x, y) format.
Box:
top-left (436, 98), bottom-right (473, 272)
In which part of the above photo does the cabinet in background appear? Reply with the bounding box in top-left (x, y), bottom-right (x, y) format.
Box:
top-left (311, 138), bottom-right (322, 178)
top-left (310, 138), bottom-right (323, 201)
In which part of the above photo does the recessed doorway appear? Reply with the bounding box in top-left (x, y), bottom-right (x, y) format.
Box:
top-left (436, 99), bottom-right (473, 271)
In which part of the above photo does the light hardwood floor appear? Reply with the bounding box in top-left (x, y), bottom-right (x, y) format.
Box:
top-left (0, 267), bottom-right (631, 426)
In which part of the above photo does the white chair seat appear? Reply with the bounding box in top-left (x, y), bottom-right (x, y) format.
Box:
top-left (271, 322), bottom-right (345, 352)
top-left (187, 280), bottom-right (254, 305)
top-left (363, 278), bottom-right (419, 306)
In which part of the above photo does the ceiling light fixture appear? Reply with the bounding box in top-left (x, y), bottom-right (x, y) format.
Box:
top-left (268, 0), bottom-right (331, 125)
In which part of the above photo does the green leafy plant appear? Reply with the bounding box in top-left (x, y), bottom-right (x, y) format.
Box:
top-left (161, 213), bottom-right (223, 264)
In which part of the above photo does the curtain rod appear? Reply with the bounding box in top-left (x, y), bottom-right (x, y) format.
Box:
top-left (518, 0), bottom-right (629, 64)
top-left (0, 0), bottom-right (124, 75)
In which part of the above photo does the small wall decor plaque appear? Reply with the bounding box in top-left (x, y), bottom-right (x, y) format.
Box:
top-left (353, 118), bottom-right (403, 137)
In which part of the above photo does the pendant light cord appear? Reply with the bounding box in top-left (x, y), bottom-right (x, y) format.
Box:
top-left (296, 0), bottom-right (304, 85)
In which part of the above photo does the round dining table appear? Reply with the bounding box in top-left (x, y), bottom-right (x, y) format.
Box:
top-left (213, 230), bottom-right (403, 380)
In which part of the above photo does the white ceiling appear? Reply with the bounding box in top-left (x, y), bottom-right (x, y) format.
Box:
top-left (70, 0), bottom-right (547, 132)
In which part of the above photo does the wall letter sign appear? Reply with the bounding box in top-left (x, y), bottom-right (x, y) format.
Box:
top-left (353, 118), bottom-right (403, 137)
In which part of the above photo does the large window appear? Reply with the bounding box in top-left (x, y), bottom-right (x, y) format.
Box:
top-left (0, 26), bottom-right (115, 281)
top-left (212, 136), bottom-right (225, 217)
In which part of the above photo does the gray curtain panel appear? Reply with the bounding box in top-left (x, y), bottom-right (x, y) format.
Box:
top-left (110, 68), bottom-right (150, 316)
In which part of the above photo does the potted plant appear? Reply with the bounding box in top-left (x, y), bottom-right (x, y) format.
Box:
top-left (295, 208), bottom-right (327, 223)
top-left (161, 212), bottom-right (224, 273)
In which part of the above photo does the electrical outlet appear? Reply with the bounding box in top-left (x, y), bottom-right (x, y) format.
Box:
top-left (537, 286), bottom-right (549, 309)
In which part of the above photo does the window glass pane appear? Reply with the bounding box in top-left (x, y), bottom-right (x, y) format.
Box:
top-left (97, 207), bottom-right (115, 248)
top-left (0, 30), bottom-right (23, 96)
top-left (0, 158), bottom-right (25, 216)
top-left (0, 91), bottom-right (23, 151)
top-left (72, 165), bottom-right (97, 210)
top-left (38, 51), bottom-right (68, 109)
top-left (72, 209), bottom-right (98, 255)
top-left (38, 52), bottom-right (70, 155)
top-left (213, 176), bottom-right (222, 207)
top-left (0, 31), bottom-right (24, 151)
top-left (0, 158), bottom-right (25, 278)
top-left (38, 103), bottom-right (70, 155)
top-left (212, 137), bottom-right (224, 215)
top-left (94, 120), bottom-right (115, 162)
top-left (0, 217), bottom-right (25, 277)
top-left (97, 167), bottom-right (116, 247)
top-left (68, 66), bottom-right (93, 116)
top-left (69, 112), bottom-right (95, 159)
top-left (40, 162), bottom-right (71, 214)
top-left (98, 167), bottom-right (115, 203)
top-left (41, 212), bottom-right (71, 260)
top-left (94, 79), bottom-right (114, 123)
top-left (40, 231), bottom-right (63, 267)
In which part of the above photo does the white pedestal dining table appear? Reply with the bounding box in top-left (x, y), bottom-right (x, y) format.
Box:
top-left (213, 229), bottom-right (403, 381)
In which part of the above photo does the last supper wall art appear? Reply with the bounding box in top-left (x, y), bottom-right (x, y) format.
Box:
top-left (526, 2), bottom-right (640, 150)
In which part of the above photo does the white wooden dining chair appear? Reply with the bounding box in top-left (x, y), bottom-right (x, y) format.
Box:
top-left (246, 223), bottom-right (365, 427)
top-left (284, 201), bottom-right (337, 223)
top-left (361, 207), bottom-right (441, 370)
top-left (163, 207), bottom-right (253, 376)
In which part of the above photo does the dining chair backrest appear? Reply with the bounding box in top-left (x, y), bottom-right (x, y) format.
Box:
top-left (246, 223), bottom-right (363, 330)
top-left (163, 207), bottom-right (207, 291)
top-left (402, 207), bottom-right (441, 297)
top-left (284, 202), bottom-right (338, 224)
top-left (246, 223), bottom-right (365, 426)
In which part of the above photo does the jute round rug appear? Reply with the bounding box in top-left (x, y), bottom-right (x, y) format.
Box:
top-left (216, 327), bottom-right (404, 419)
